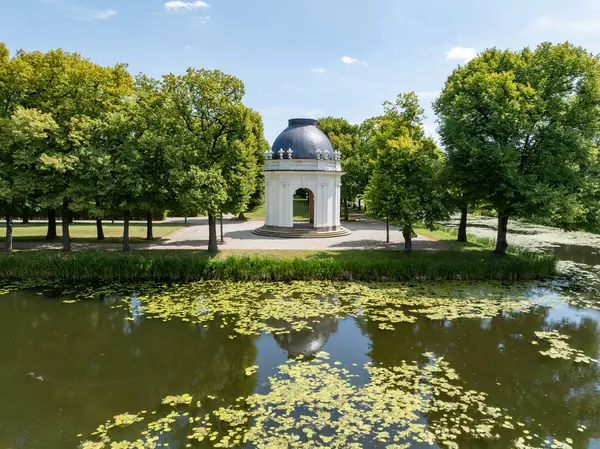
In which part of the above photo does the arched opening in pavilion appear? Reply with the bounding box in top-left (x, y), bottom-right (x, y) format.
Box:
top-left (293, 188), bottom-right (315, 229)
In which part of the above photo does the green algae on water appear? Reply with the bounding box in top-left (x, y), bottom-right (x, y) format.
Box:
top-left (101, 281), bottom-right (544, 337)
top-left (533, 330), bottom-right (598, 364)
top-left (78, 353), bottom-right (576, 449)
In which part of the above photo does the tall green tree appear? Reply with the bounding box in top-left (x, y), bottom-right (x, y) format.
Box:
top-left (0, 107), bottom-right (57, 252)
top-left (239, 110), bottom-right (269, 219)
top-left (130, 76), bottom-right (177, 241)
top-left (365, 92), bottom-right (448, 252)
top-left (221, 109), bottom-right (266, 221)
top-left (318, 117), bottom-right (371, 220)
top-left (5, 47), bottom-right (131, 251)
top-left (83, 77), bottom-right (178, 252)
top-left (365, 135), bottom-right (447, 252)
top-left (163, 68), bottom-right (251, 254)
top-left (434, 42), bottom-right (600, 255)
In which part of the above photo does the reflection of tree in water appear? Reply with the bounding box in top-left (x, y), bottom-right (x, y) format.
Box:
top-left (364, 308), bottom-right (600, 448)
top-left (0, 292), bottom-right (257, 449)
top-left (269, 316), bottom-right (338, 359)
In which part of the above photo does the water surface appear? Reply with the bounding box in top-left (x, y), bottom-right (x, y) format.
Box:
top-left (1, 277), bottom-right (599, 448)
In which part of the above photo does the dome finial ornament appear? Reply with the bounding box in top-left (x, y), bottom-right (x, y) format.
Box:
top-left (287, 148), bottom-right (293, 159)
top-left (278, 148), bottom-right (284, 159)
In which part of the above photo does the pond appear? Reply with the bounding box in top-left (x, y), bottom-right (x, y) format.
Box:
top-left (1, 274), bottom-right (599, 449)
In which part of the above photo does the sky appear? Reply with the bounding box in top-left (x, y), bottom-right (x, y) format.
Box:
top-left (2, 0), bottom-right (600, 143)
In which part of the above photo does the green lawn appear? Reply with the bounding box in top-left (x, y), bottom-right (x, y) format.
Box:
top-left (293, 197), bottom-right (310, 222)
top-left (414, 227), bottom-right (489, 252)
top-left (243, 204), bottom-right (265, 221)
top-left (0, 222), bottom-right (185, 243)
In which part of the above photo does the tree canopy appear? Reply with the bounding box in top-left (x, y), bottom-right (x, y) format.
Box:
top-left (0, 45), bottom-right (265, 253)
top-left (434, 42), bottom-right (600, 254)
top-left (365, 93), bottom-right (448, 252)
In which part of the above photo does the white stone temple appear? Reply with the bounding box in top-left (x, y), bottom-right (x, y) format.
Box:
top-left (253, 118), bottom-right (350, 238)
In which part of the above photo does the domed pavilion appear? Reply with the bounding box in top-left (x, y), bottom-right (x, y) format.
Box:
top-left (253, 118), bottom-right (350, 238)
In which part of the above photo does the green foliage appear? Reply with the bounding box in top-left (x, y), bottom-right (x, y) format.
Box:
top-left (318, 117), bottom-right (372, 215)
top-left (434, 42), bottom-right (600, 251)
top-left (163, 69), bottom-right (249, 216)
top-left (0, 107), bottom-right (57, 215)
top-left (162, 69), bottom-right (264, 251)
top-left (0, 43), bottom-right (265, 253)
top-left (365, 93), bottom-right (449, 250)
top-left (366, 136), bottom-right (446, 227)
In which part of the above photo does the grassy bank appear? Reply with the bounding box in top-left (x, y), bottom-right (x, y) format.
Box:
top-left (0, 249), bottom-right (557, 282)
top-left (0, 222), bottom-right (184, 243)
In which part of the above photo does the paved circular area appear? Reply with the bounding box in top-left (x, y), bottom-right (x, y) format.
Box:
top-left (156, 214), bottom-right (444, 251)
top-left (10, 214), bottom-right (445, 251)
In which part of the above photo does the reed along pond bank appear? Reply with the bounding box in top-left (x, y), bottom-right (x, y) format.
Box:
top-left (0, 249), bottom-right (557, 282)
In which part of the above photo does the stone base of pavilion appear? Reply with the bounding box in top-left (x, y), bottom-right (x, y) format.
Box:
top-left (252, 223), bottom-right (351, 239)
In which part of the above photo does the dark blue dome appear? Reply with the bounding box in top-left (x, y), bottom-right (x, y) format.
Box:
top-left (272, 118), bottom-right (334, 159)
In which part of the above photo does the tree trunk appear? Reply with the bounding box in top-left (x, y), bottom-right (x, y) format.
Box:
top-left (208, 214), bottom-right (218, 254)
top-left (402, 225), bottom-right (413, 253)
top-left (220, 213), bottom-right (224, 243)
top-left (96, 219), bottom-right (105, 240)
top-left (185, 216), bottom-right (188, 225)
top-left (95, 200), bottom-right (104, 240)
top-left (61, 201), bottom-right (71, 252)
top-left (344, 200), bottom-right (349, 222)
top-left (5, 216), bottom-right (13, 253)
top-left (457, 203), bottom-right (468, 243)
top-left (123, 209), bottom-right (131, 252)
top-left (111, 215), bottom-right (115, 224)
top-left (68, 210), bottom-right (73, 224)
top-left (146, 211), bottom-right (153, 240)
top-left (237, 212), bottom-right (246, 221)
top-left (358, 199), bottom-right (362, 212)
top-left (46, 208), bottom-right (57, 240)
top-left (22, 211), bottom-right (29, 224)
top-left (494, 214), bottom-right (509, 256)
top-left (386, 216), bottom-right (390, 243)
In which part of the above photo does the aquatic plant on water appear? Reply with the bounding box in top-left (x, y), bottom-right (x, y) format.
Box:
top-left (51, 280), bottom-right (548, 337)
top-left (533, 330), bottom-right (598, 364)
top-left (77, 353), bottom-right (577, 449)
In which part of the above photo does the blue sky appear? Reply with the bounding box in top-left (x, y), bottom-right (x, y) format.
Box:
top-left (2, 0), bottom-right (600, 143)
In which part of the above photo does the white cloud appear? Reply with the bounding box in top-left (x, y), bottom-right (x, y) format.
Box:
top-left (341, 56), bottom-right (367, 66)
top-left (184, 44), bottom-right (194, 50)
top-left (342, 56), bottom-right (361, 65)
top-left (165, 1), bottom-right (210, 11)
top-left (282, 83), bottom-right (292, 89)
top-left (67, 7), bottom-right (118, 21)
top-left (311, 68), bottom-right (327, 74)
top-left (445, 46), bottom-right (477, 63)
